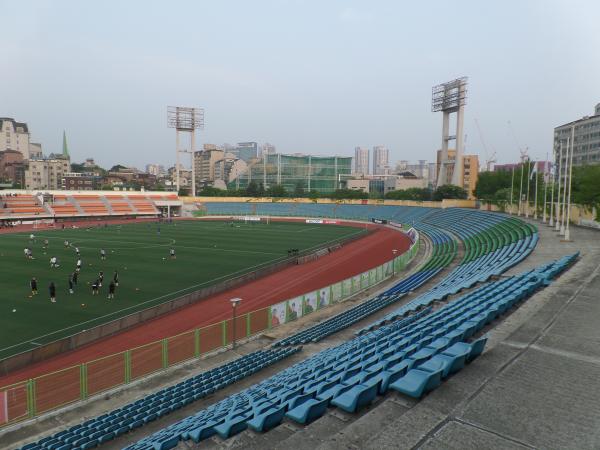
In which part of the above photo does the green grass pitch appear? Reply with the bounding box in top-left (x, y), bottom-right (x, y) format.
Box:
top-left (0, 220), bottom-right (363, 361)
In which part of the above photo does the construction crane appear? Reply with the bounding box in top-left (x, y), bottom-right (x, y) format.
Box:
top-left (474, 118), bottom-right (497, 171)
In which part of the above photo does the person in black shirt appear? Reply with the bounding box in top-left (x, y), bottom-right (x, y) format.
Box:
top-left (72, 271), bottom-right (78, 285)
top-left (107, 281), bottom-right (116, 299)
top-left (91, 279), bottom-right (99, 295)
top-left (98, 271), bottom-right (104, 287)
top-left (49, 282), bottom-right (56, 303)
top-left (30, 277), bottom-right (38, 295)
top-left (68, 276), bottom-right (74, 294)
top-left (113, 270), bottom-right (119, 287)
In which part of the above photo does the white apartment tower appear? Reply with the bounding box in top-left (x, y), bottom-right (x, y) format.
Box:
top-left (354, 147), bottom-right (369, 175)
top-left (372, 145), bottom-right (390, 175)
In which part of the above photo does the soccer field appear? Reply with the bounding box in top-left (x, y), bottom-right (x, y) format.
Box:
top-left (0, 220), bottom-right (363, 360)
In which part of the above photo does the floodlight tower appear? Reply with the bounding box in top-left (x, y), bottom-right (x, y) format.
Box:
top-left (432, 77), bottom-right (468, 188)
top-left (167, 106), bottom-right (204, 196)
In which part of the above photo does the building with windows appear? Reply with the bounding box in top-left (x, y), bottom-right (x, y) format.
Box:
top-left (0, 150), bottom-right (25, 185)
top-left (232, 142), bottom-right (259, 162)
top-left (62, 172), bottom-right (102, 190)
top-left (354, 147), bottom-right (369, 175)
top-left (230, 154), bottom-right (352, 194)
top-left (372, 145), bottom-right (390, 175)
top-left (145, 163), bottom-right (165, 176)
top-left (260, 143), bottom-right (276, 157)
top-left (193, 147), bottom-right (225, 189)
top-left (25, 158), bottom-right (71, 190)
top-left (436, 149), bottom-right (479, 198)
top-left (0, 117), bottom-right (43, 159)
top-left (553, 102), bottom-right (600, 167)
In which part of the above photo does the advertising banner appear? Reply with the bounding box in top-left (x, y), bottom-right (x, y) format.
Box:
top-left (317, 287), bottom-right (330, 309)
top-left (383, 261), bottom-right (392, 277)
top-left (369, 268), bottom-right (377, 285)
top-left (233, 216), bottom-right (261, 221)
top-left (352, 275), bottom-right (361, 293)
top-left (342, 278), bottom-right (352, 297)
top-left (303, 292), bottom-right (318, 315)
top-left (331, 283), bottom-right (342, 302)
top-left (305, 219), bottom-right (323, 224)
top-left (361, 271), bottom-right (369, 289)
top-left (286, 297), bottom-right (303, 321)
top-left (270, 301), bottom-right (287, 328)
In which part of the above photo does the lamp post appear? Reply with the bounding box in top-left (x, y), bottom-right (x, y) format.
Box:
top-left (392, 249), bottom-right (398, 277)
top-left (230, 297), bottom-right (242, 349)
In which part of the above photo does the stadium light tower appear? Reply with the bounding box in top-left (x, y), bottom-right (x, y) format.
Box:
top-left (167, 106), bottom-right (204, 197)
top-left (432, 77), bottom-right (468, 188)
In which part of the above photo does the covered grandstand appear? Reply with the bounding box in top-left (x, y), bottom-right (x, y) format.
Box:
top-left (0, 191), bottom-right (182, 223)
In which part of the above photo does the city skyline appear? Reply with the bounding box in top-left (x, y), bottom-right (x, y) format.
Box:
top-left (2, 1), bottom-right (599, 169)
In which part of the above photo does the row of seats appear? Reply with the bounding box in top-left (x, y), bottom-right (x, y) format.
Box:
top-left (18, 347), bottom-right (300, 450)
top-left (0, 195), bottom-right (47, 217)
top-left (127, 254), bottom-right (578, 450)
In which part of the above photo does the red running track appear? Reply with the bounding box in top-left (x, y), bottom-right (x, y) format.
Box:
top-left (0, 223), bottom-right (410, 386)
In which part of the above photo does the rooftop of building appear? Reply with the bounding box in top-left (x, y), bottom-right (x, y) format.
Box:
top-left (554, 102), bottom-right (600, 129)
top-left (0, 118), bottom-right (29, 133)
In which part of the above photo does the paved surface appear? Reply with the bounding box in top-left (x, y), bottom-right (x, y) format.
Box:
top-left (5, 218), bottom-right (600, 450)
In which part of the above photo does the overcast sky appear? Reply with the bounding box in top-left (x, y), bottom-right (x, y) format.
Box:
top-left (2, 0), bottom-right (599, 169)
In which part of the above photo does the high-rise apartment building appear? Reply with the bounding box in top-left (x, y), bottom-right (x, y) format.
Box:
top-left (372, 145), bottom-right (390, 175)
top-left (553, 102), bottom-right (600, 167)
top-left (354, 147), bottom-right (369, 175)
top-left (193, 147), bottom-right (225, 190)
top-left (234, 142), bottom-right (259, 162)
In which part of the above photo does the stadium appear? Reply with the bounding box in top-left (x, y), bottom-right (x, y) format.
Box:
top-left (0, 193), bottom-right (597, 449)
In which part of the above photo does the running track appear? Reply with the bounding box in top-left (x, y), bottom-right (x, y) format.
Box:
top-left (0, 222), bottom-right (410, 386)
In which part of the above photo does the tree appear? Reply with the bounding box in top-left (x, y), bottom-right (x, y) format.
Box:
top-left (329, 189), bottom-right (369, 200)
top-left (70, 162), bottom-right (86, 173)
top-left (474, 170), bottom-right (513, 201)
top-left (199, 186), bottom-right (229, 197)
top-left (433, 184), bottom-right (468, 201)
top-left (308, 189), bottom-right (320, 201)
top-left (293, 180), bottom-right (306, 197)
top-left (109, 164), bottom-right (127, 173)
top-left (571, 165), bottom-right (600, 219)
top-left (385, 188), bottom-right (433, 201)
top-left (267, 184), bottom-right (287, 197)
top-left (245, 181), bottom-right (259, 196)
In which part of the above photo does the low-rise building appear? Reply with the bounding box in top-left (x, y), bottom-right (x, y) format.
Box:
top-left (25, 158), bottom-right (71, 190)
top-left (0, 149), bottom-right (25, 184)
top-left (62, 172), bottom-right (102, 190)
top-left (384, 171), bottom-right (428, 193)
